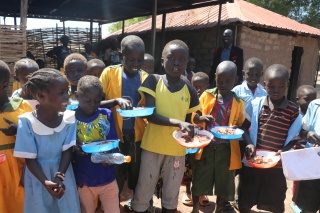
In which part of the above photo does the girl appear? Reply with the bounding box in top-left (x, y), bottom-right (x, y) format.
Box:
top-left (13, 68), bottom-right (80, 213)
top-left (72, 75), bottom-right (120, 213)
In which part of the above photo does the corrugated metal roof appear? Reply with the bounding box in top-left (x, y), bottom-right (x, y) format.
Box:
top-left (109, 0), bottom-right (320, 37)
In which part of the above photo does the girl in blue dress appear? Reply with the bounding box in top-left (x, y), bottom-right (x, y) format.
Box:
top-left (14, 69), bottom-right (80, 213)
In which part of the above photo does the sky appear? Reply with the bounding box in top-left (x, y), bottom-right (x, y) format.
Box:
top-left (0, 16), bottom-right (110, 38)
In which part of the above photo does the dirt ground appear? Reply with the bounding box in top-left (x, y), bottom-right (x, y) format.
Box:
top-left (112, 180), bottom-right (295, 213)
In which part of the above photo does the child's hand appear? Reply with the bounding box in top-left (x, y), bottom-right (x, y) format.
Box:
top-left (179, 122), bottom-right (194, 137)
top-left (117, 98), bottom-right (132, 110)
top-left (0, 118), bottom-right (17, 136)
top-left (245, 144), bottom-right (256, 159)
top-left (74, 141), bottom-right (87, 156)
top-left (44, 180), bottom-right (65, 199)
top-left (307, 131), bottom-right (320, 145)
top-left (199, 115), bottom-right (215, 126)
top-left (230, 125), bottom-right (238, 129)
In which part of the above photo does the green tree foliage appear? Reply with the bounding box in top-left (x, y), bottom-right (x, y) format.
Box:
top-left (108, 16), bottom-right (150, 33)
top-left (246, 0), bottom-right (320, 29)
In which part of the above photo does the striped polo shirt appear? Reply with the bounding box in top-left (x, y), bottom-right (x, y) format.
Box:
top-left (256, 97), bottom-right (299, 152)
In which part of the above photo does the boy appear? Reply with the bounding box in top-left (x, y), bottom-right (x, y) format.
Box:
top-left (12, 58), bottom-right (39, 98)
top-left (296, 85), bottom-right (317, 116)
top-left (0, 60), bottom-right (33, 213)
top-left (99, 35), bottom-right (148, 211)
top-left (131, 40), bottom-right (199, 213)
top-left (185, 56), bottom-right (196, 82)
top-left (141, 53), bottom-right (155, 74)
top-left (239, 64), bottom-right (302, 213)
top-left (295, 99), bottom-right (320, 213)
top-left (191, 61), bottom-right (245, 213)
top-left (232, 57), bottom-right (267, 108)
top-left (191, 72), bottom-right (209, 97)
top-left (87, 59), bottom-right (105, 78)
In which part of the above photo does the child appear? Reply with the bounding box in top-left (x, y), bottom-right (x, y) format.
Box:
top-left (232, 57), bottom-right (267, 108)
top-left (131, 40), bottom-right (200, 213)
top-left (296, 85), bottom-right (317, 116)
top-left (191, 61), bottom-right (245, 213)
top-left (72, 75), bottom-right (120, 213)
top-left (64, 53), bottom-right (87, 104)
top-left (185, 56), bottom-right (196, 82)
top-left (182, 72), bottom-right (210, 207)
top-left (13, 69), bottom-right (80, 213)
top-left (87, 59), bottom-right (105, 78)
top-left (239, 64), bottom-right (302, 213)
top-left (0, 60), bottom-right (33, 213)
top-left (12, 58), bottom-right (39, 98)
top-left (99, 35), bottom-right (148, 211)
top-left (141, 53), bottom-right (155, 74)
top-left (295, 99), bottom-right (320, 213)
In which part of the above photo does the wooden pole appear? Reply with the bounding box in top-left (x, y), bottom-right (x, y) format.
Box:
top-left (161, 13), bottom-right (166, 50)
top-left (216, 3), bottom-right (222, 48)
top-left (63, 21), bottom-right (66, 35)
top-left (151, 0), bottom-right (158, 57)
top-left (90, 19), bottom-right (93, 44)
top-left (122, 20), bottom-right (125, 36)
top-left (20, 0), bottom-right (28, 57)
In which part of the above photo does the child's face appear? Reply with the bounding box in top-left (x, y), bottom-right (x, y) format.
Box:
top-left (141, 59), bottom-right (155, 74)
top-left (0, 79), bottom-right (8, 95)
top-left (76, 87), bottom-right (102, 116)
top-left (186, 58), bottom-right (195, 72)
top-left (122, 46), bottom-right (144, 76)
top-left (192, 77), bottom-right (208, 97)
top-left (65, 60), bottom-right (87, 86)
top-left (264, 73), bottom-right (288, 101)
top-left (15, 67), bottom-right (38, 86)
top-left (39, 77), bottom-right (69, 112)
top-left (87, 66), bottom-right (103, 78)
top-left (162, 45), bottom-right (188, 78)
top-left (216, 71), bottom-right (237, 97)
top-left (243, 67), bottom-right (263, 89)
top-left (296, 89), bottom-right (317, 113)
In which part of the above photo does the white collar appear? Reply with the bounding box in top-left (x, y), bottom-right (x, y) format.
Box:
top-left (19, 110), bottom-right (75, 135)
top-left (242, 81), bottom-right (263, 93)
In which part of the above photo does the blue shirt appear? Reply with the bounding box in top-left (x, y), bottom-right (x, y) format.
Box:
top-left (72, 108), bottom-right (118, 187)
top-left (232, 81), bottom-right (267, 108)
top-left (302, 99), bottom-right (320, 136)
top-left (122, 70), bottom-right (141, 133)
top-left (220, 44), bottom-right (232, 62)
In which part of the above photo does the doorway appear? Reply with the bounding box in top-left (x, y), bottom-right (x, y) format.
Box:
top-left (288, 46), bottom-right (303, 101)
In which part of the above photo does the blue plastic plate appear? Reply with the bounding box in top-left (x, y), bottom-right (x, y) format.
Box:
top-left (116, 107), bottom-right (155, 117)
top-left (81, 139), bottom-right (120, 153)
top-left (186, 148), bottom-right (200, 154)
top-left (210, 126), bottom-right (244, 140)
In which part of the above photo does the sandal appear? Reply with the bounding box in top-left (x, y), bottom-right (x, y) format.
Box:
top-left (182, 193), bottom-right (193, 206)
top-left (124, 200), bottom-right (133, 212)
top-left (199, 195), bottom-right (210, 206)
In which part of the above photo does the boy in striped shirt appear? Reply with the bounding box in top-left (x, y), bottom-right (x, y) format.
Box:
top-left (239, 64), bottom-right (302, 213)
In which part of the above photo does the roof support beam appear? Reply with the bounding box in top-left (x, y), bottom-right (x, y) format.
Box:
top-left (216, 3), bottom-right (222, 48)
top-left (20, 0), bottom-right (28, 57)
top-left (151, 0), bottom-right (158, 57)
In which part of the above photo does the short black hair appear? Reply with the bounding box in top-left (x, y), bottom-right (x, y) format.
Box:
top-left (162, 40), bottom-right (189, 56)
top-left (121, 35), bottom-right (145, 53)
top-left (77, 75), bottom-right (102, 94)
top-left (297, 85), bottom-right (317, 97)
top-left (60, 35), bottom-right (69, 43)
top-left (192, 72), bottom-right (209, 83)
top-left (87, 59), bottom-right (105, 69)
top-left (0, 60), bottom-right (11, 82)
top-left (24, 68), bottom-right (65, 98)
top-left (144, 53), bottom-right (155, 61)
top-left (14, 58), bottom-right (39, 75)
top-left (265, 64), bottom-right (289, 80)
top-left (244, 57), bottom-right (263, 72)
top-left (216, 61), bottom-right (237, 76)
top-left (64, 53), bottom-right (87, 71)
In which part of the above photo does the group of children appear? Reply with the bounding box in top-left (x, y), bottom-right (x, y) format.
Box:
top-left (0, 33), bottom-right (319, 213)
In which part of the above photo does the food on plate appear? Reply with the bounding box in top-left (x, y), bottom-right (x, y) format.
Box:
top-left (178, 134), bottom-right (210, 143)
top-left (134, 106), bottom-right (145, 110)
top-left (97, 141), bottom-right (110, 145)
top-left (247, 155), bottom-right (274, 165)
top-left (217, 127), bottom-right (235, 135)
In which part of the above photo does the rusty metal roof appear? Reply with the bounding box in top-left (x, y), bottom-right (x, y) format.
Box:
top-left (109, 0), bottom-right (320, 37)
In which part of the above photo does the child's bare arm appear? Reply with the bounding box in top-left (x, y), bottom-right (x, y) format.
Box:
top-left (26, 159), bottom-right (64, 199)
top-left (193, 112), bottom-right (215, 125)
top-left (144, 93), bottom-right (194, 133)
top-left (240, 119), bottom-right (255, 158)
top-left (100, 98), bottom-right (132, 109)
top-left (300, 129), bottom-right (320, 146)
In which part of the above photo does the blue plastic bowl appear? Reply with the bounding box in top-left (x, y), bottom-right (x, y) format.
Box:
top-left (117, 107), bottom-right (155, 117)
top-left (81, 139), bottom-right (120, 153)
top-left (186, 148), bottom-right (200, 154)
top-left (210, 126), bottom-right (244, 140)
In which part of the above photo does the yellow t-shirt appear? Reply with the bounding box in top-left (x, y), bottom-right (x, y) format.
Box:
top-left (139, 75), bottom-right (200, 156)
top-left (0, 97), bottom-right (32, 213)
